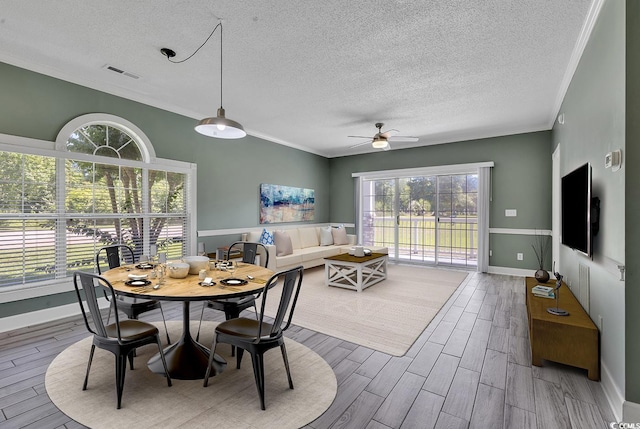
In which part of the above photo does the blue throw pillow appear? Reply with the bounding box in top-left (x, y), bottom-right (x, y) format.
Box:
top-left (259, 228), bottom-right (274, 245)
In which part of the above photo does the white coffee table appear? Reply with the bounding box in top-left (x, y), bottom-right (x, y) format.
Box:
top-left (324, 252), bottom-right (388, 292)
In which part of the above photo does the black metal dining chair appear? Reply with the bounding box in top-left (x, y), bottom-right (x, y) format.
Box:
top-left (203, 265), bottom-right (303, 410)
top-left (73, 271), bottom-right (172, 409)
top-left (195, 241), bottom-right (269, 349)
top-left (96, 244), bottom-right (170, 344)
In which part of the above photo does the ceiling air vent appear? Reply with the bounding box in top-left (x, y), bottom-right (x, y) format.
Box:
top-left (102, 64), bottom-right (140, 79)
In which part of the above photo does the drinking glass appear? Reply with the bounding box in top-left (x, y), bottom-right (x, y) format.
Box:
top-left (216, 261), bottom-right (226, 279)
top-left (227, 261), bottom-right (237, 278)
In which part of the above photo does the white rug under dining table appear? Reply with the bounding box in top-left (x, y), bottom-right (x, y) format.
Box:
top-left (45, 321), bottom-right (336, 429)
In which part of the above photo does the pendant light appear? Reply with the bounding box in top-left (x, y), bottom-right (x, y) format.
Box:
top-left (194, 22), bottom-right (246, 139)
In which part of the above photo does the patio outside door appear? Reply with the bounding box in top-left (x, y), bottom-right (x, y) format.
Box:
top-left (360, 174), bottom-right (478, 268)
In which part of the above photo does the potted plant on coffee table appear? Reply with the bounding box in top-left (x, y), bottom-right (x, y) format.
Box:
top-left (532, 232), bottom-right (551, 283)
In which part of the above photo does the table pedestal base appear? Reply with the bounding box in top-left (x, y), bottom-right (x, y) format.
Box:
top-left (148, 301), bottom-right (226, 380)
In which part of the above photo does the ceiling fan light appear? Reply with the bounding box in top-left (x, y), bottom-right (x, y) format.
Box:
top-left (372, 138), bottom-right (388, 149)
top-left (195, 107), bottom-right (246, 139)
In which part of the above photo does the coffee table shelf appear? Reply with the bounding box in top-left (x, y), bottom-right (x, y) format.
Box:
top-left (324, 252), bottom-right (388, 292)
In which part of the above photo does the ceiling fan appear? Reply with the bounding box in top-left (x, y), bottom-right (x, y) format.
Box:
top-left (348, 122), bottom-right (418, 151)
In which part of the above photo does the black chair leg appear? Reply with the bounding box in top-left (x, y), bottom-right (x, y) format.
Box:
top-left (155, 336), bottom-right (172, 387)
top-left (236, 348), bottom-right (245, 369)
top-left (158, 303), bottom-right (171, 344)
top-left (82, 344), bottom-right (96, 390)
top-left (116, 354), bottom-right (127, 409)
top-left (195, 302), bottom-right (207, 342)
top-left (106, 302), bottom-right (114, 325)
top-left (127, 351), bottom-right (134, 370)
top-left (225, 310), bottom-right (240, 357)
top-left (203, 334), bottom-right (218, 387)
top-left (280, 343), bottom-right (294, 389)
top-left (250, 352), bottom-right (266, 410)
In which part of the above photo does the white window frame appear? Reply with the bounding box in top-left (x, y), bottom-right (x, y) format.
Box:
top-left (0, 114), bottom-right (197, 303)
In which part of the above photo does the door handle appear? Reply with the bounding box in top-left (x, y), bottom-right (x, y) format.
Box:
top-left (396, 215), bottom-right (400, 225)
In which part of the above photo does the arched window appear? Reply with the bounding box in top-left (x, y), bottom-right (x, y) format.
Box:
top-left (67, 124), bottom-right (143, 160)
top-left (0, 114), bottom-right (192, 290)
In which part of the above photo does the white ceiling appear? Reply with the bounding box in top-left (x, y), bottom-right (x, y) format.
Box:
top-left (0, 1), bottom-right (597, 158)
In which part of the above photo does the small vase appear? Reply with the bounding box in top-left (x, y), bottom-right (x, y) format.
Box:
top-left (535, 269), bottom-right (550, 283)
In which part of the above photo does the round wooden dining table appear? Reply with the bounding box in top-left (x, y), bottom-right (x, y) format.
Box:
top-left (102, 261), bottom-right (273, 380)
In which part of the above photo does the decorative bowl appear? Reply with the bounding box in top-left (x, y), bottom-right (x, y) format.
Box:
top-left (182, 255), bottom-right (210, 275)
top-left (167, 262), bottom-right (190, 279)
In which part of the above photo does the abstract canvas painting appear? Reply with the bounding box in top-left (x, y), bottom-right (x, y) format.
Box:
top-left (260, 184), bottom-right (315, 223)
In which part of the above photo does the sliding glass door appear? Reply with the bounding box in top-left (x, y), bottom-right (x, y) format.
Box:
top-left (435, 174), bottom-right (478, 266)
top-left (360, 173), bottom-right (478, 268)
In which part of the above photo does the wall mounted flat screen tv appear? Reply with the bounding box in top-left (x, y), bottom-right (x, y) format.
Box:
top-left (561, 162), bottom-right (596, 258)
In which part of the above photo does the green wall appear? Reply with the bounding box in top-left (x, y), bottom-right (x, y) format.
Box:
top-left (626, 0), bottom-right (640, 407)
top-left (0, 63), bottom-right (331, 233)
top-left (552, 0), bottom-right (627, 404)
top-left (0, 61), bottom-right (330, 316)
top-left (329, 131), bottom-right (553, 271)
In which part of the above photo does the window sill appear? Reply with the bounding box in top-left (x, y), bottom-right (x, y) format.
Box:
top-left (0, 278), bottom-right (73, 304)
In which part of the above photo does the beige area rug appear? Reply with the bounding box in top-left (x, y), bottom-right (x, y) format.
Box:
top-left (45, 321), bottom-right (337, 429)
top-left (262, 264), bottom-right (468, 356)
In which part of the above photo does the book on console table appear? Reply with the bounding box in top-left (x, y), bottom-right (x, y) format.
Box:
top-left (532, 285), bottom-right (555, 298)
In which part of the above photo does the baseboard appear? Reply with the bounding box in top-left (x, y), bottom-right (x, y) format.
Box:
top-left (624, 400), bottom-right (640, 423)
top-left (487, 266), bottom-right (531, 277)
top-left (0, 298), bottom-right (109, 333)
top-left (601, 361), bottom-right (625, 421)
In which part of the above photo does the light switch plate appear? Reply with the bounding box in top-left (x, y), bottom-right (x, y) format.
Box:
top-left (505, 209), bottom-right (517, 217)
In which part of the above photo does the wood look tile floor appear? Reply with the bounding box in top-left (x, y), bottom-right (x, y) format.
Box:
top-left (0, 270), bottom-right (616, 429)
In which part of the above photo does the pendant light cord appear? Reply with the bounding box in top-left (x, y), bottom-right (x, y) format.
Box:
top-left (163, 20), bottom-right (225, 108)
top-left (219, 23), bottom-right (223, 108)
top-left (164, 21), bottom-right (222, 65)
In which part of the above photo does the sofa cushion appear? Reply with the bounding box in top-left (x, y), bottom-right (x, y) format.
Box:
top-left (287, 228), bottom-right (302, 250)
top-left (259, 228), bottom-right (274, 246)
top-left (321, 246), bottom-right (342, 258)
top-left (319, 226), bottom-right (334, 246)
top-left (299, 227), bottom-right (319, 248)
top-left (274, 230), bottom-right (293, 256)
top-left (297, 247), bottom-right (321, 262)
top-left (274, 252), bottom-right (302, 268)
top-left (331, 226), bottom-right (349, 245)
top-left (248, 230), bottom-right (262, 243)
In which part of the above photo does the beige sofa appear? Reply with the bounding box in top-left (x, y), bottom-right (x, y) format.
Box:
top-left (247, 226), bottom-right (388, 272)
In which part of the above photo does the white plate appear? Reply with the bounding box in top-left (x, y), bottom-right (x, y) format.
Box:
top-left (128, 274), bottom-right (148, 280)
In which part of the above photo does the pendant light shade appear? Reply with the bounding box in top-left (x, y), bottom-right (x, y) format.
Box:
top-left (193, 21), bottom-right (245, 139)
top-left (195, 107), bottom-right (246, 138)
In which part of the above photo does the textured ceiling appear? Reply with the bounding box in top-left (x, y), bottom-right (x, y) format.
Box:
top-left (0, 1), bottom-right (596, 157)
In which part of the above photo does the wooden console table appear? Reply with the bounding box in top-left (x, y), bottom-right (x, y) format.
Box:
top-left (525, 277), bottom-right (600, 380)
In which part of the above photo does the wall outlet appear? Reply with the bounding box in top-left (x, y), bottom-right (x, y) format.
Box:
top-left (517, 253), bottom-right (523, 261)
top-left (505, 209), bottom-right (517, 217)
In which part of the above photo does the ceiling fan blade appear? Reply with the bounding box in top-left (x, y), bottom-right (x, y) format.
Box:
top-left (348, 135), bottom-right (372, 139)
top-left (349, 140), bottom-right (373, 149)
top-left (380, 129), bottom-right (399, 137)
top-left (388, 136), bottom-right (419, 143)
